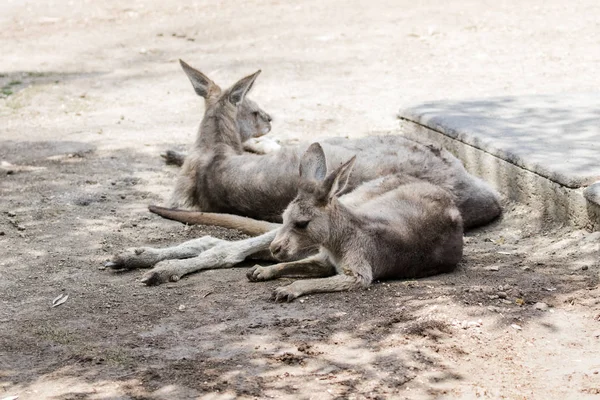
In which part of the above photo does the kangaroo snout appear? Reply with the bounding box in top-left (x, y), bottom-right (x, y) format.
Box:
top-left (269, 237), bottom-right (289, 260)
top-left (270, 243), bottom-right (282, 257)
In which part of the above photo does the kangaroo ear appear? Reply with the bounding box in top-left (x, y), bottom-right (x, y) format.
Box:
top-left (321, 155), bottom-right (356, 201)
top-left (229, 70), bottom-right (261, 106)
top-left (300, 143), bottom-right (327, 181)
top-left (179, 59), bottom-right (220, 99)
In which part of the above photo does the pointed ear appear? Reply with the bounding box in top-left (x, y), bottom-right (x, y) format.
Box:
top-left (179, 59), bottom-right (220, 98)
top-left (228, 70), bottom-right (261, 105)
top-left (321, 155), bottom-right (356, 201)
top-left (299, 143), bottom-right (327, 181)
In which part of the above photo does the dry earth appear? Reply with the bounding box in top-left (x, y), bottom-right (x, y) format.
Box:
top-left (1, 1), bottom-right (599, 399)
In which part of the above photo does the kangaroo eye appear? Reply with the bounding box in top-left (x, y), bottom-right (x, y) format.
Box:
top-left (294, 220), bottom-right (310, 229)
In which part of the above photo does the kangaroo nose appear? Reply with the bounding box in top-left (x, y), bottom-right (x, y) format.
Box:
top-left (270, 244), bottom-right (282, 256)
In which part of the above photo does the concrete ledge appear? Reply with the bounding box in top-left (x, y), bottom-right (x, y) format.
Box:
top-left (399, 120), bottom-right (598, 230)
top-left (399, 93), bottom-right (600, 189)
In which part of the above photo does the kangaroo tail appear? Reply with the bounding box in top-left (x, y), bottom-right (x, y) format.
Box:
top-left (148, 205), bottom-right (280, 236)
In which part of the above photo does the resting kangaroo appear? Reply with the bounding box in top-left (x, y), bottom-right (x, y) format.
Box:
top-left (246, 143), bottom-right (464, 301)
top-left (154, 60), bottom-right (500, 227)
top-left (161, 60), bottom-right (280, 167)
top-left (106, 62), bottom-right (500, 283)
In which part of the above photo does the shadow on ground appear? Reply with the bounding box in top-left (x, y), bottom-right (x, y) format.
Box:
top-left (0, 140), bottom-right (598, 399)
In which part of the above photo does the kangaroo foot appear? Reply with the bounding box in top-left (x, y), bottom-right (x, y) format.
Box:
top-left (140, 259), bottom-right (188, 285)
top-left (105, 247), bottom-right (164, 270)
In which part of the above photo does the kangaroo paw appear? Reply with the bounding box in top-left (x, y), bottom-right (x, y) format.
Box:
top-left (106, 247), bottom-right (164, 270)
top-left (247, 264), bottom-right (276, 282)
top-left (160, 150), bottom-right (185, 166)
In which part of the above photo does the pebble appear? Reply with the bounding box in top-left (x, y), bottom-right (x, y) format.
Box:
top-left (497, 291), bottom-right (508, 299)
top-left (522, 266), bottom-right (532, 272)
top-left (511, 324), bottom-right (522, 331)
top-left (581, 265), bottom-right (589, 271)
top-left (178, 305), bottom-right (186, 312)
top-left (486, 266), bottom-right (499, 272)
top-left (7, 211), bottom-right (16, 217)
top-left (533, 302), bottom-right (549, 311)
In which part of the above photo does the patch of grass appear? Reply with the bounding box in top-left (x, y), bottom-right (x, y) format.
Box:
top-left (1, 87), bottom-right (13, 96)
top-left (9, 80), bottom-right (22, 86)
top-left (26, 71), bottom-right (48, 78)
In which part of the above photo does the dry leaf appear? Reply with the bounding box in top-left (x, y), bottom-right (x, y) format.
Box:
top-left (515, 298), bottom-right (525, 306)
top-left (52, 294), bottom-right (69, 307)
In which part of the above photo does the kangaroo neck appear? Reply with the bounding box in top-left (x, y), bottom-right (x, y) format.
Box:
top-left (197, 103), bottom-right (244, 154)
top-left (324, 200), bottom-right (362, 256)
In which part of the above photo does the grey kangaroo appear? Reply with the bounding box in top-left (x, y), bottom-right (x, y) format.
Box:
top-left (106, 62), bottom-right (500, 284)
top-left (161, 60), bottom-right (279, 167)
top-left (246, 143), bottom-right (464, 302)
top-left (153, 61), bottom-right (500, 227)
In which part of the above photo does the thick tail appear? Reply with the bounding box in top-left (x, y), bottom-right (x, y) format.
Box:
top-left (148, 205), bottom-right (280, 236)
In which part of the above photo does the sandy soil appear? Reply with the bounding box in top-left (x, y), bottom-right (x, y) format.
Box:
top-left (1, 1), bottom-right (599, 399)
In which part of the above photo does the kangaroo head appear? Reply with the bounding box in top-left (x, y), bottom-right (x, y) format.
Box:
top-left (270, 143), bottom-right (356, 260)
top-left (179, 60), bottom-right (272, 143)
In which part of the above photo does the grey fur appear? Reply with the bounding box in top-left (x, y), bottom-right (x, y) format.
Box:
top-left (109, 63), bottom-right (500, 284)
top-left (166, 62), bottom-right (501, 227)
top-left (247, 143), bottom-right (464, 302)
top-left (161, 60), bottom-right (274, 167)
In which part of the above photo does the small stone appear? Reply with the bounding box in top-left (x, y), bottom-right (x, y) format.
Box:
top-left (511, 324), bottom-right (522, 331)
top-left (581, 265), bottom-right (589, 271)
top-left (178, 305), bottom-right (186, 312)
top-left (497, 291), bottom-right (508, 299)
top-left (0, 231), bottom-right (4, 235)
top-left (7, 211), bottom-right (16, 217)
top-left (488, 294), bottom-right (499, 300)
top-left (533, 302), bottom-right (549, 311)
top-left (486, 266), bottom-right (499, 272)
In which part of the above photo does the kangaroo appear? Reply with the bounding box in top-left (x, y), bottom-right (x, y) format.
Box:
top-left (161, 60), bottom-right (280, 167)
top-left (246, 143), bottom-right (464, 301)
top-left (106, 63), bottom-right (499, 282)
top-left (156, 61), bottom-right (501, 227)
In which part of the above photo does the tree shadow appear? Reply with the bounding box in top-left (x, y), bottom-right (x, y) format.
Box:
top-left (0, 140), bottom-right (598, 399)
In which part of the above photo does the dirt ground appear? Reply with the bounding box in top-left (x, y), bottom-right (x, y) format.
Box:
top-left (1, 1), bottom-right (600, 399)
